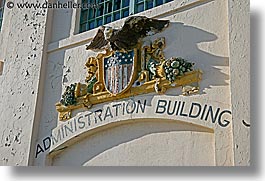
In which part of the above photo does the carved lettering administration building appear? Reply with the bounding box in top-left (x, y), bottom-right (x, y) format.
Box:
top-left (0, 0), bottom-right (250, 166)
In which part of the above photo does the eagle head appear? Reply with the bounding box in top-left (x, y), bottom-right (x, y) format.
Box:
top-left (103, 26), bottom-right (113, 40)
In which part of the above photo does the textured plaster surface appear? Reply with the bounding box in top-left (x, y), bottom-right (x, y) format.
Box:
top-left (52, 121), bottom-right (215, 166)
top-left (0, 0), bottom-right (48, 166)
top-left (40, 0), bottom-right (235, 166)
top-left (0, 0), bottom-right (250, 166)
top-left (228, 0), bottom-right (250, 166)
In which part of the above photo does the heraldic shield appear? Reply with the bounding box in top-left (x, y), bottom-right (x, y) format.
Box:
top-left (103, 50), bottom-right (137, 95)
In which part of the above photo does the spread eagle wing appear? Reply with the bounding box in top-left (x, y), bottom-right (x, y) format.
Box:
top-left (86, 26), bottom-right (109, 50)
top-left (110, 16), bottom-right (170, 51)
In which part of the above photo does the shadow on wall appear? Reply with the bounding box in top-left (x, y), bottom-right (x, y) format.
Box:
top-left (51, 119), bottom-right (214, 166)
top-left (33, 51), bottom-right (67, 165)
top-left (158, 22), bottom-right (229, 94)
top-left (51, 21), bottom-right (230, 125)
top-left (51, 7), bottom-right (73, 42)
top-left (38, 51), bottom-right (66, 136)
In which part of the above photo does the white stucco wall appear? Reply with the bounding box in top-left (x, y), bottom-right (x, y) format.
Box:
top-left (0, 0), bottom-right (49, 165)
top-left (228, 0), bottom-right (250, 166)
top-left (0, 0), bottom-right (250, 166)
top-left (52, 120), bottom-right (215, 166)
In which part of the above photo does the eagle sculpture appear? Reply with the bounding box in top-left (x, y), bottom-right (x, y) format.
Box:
top-left (86, 16), bottom-right (170, 51)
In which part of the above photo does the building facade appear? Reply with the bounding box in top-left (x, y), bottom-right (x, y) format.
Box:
top-left (0, 0), bottom-right (250, 166)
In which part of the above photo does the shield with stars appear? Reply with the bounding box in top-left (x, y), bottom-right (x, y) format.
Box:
top-left (103, 49), bottom-right (137, 95)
